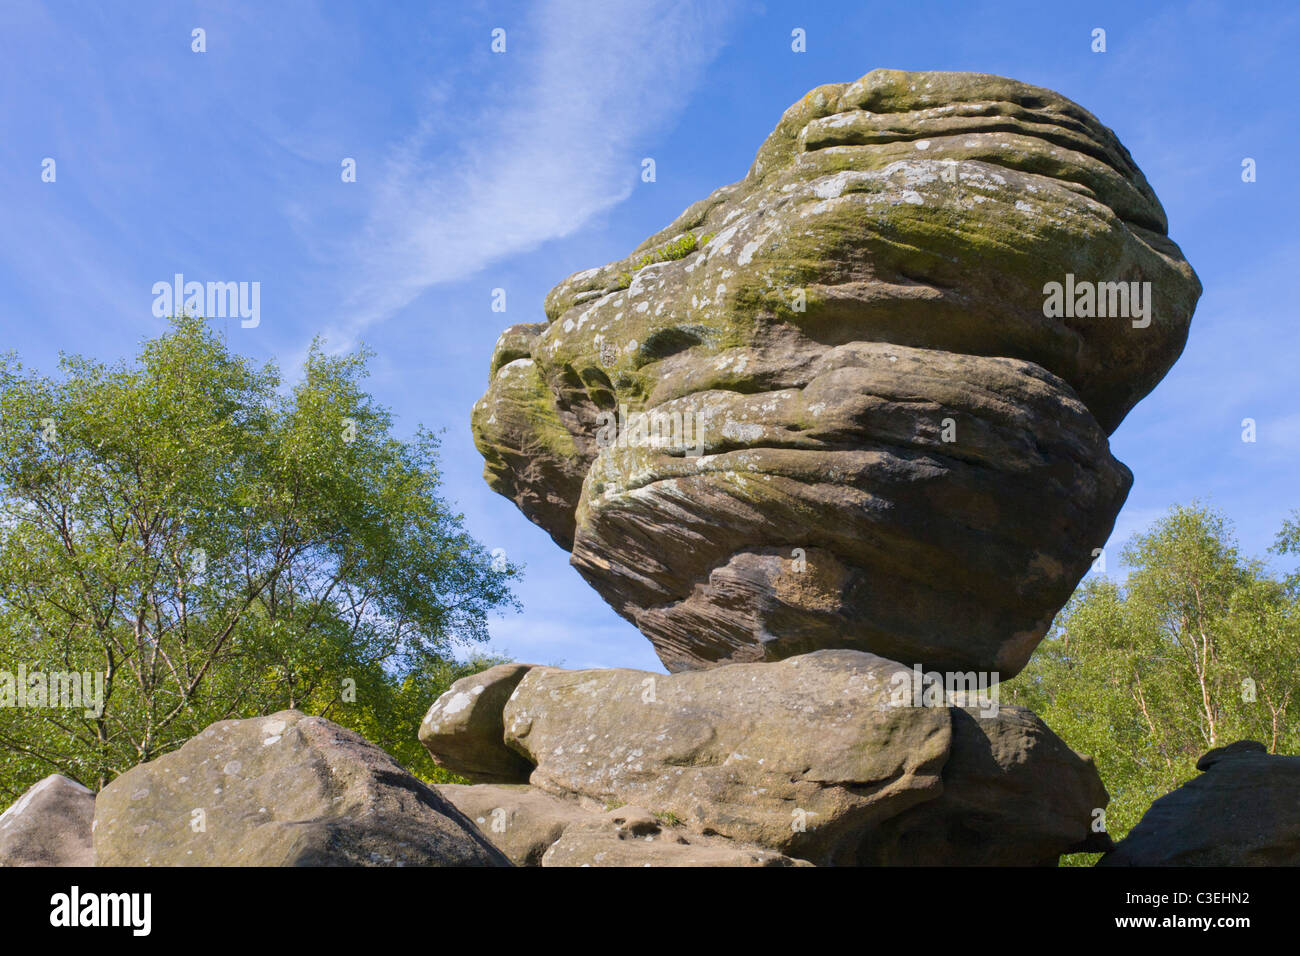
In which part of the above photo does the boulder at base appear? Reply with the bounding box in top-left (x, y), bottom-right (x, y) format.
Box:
top-left (434, 783), bottom-right (807, 866)
top-left (1100, 741), bottom-right (1300, 866)
top-left (444, 649), bottom-right (1108, 865)
top-left (94, 710), bottom-right (510, 866)
top-left (419, 663), bottom-right (535, 783)
top-left (541, 804), bottom-right (810, 867)
top-left (0, 774), bottom-right (95, 867)
top-left (435, 783), bottom-right (589, 866)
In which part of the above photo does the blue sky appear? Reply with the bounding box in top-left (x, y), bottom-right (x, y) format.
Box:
top-left (1, 0), bottom-right (1296, 672)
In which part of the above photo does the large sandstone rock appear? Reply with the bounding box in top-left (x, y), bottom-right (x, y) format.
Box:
top-left (859, 707), bottom-right (1113, 864)
top-left (419, 663), bottom-right (535, 782)
top-left (1099, 741), bottom-right (1300, 866)
top-left (473, 68), bottom-right (1199, 676)
top-left (0, 774), bottom-right (95, 867)
top-left (95, 710), bottom-right (509, 866)
top-left (486, 650), bottom-right (1105, 865)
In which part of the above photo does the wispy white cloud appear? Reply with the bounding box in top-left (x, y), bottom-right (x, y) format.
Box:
top-left (321, 0), bottom-right (738, 349)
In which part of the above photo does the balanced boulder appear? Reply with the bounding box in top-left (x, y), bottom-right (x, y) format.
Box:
top-left (473, 68), bottom-right (1199, 676)
top-left (94, 710), bottom-right (509, 866)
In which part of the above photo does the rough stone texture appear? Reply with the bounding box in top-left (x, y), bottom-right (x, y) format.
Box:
top-left (541, 805), bottom-right (810, 867)
top-left (859, 707), bottom-right (1113, 864)
top-left (434, 785), bottom-right (805, 866)
top-left (502, 650), bottom-right (1107, 865)
top-left (435, 783), bottom-right (589, 866)
top-left (0, 774), bottom-right (95, 867)
top-left (419, 663), bottom-right (535, 782)
top-left (473, 68), bottom-right (1199, 676)
top-left (1100, 742), bottom-right (1300, 866)
top-left (94, 710), bottom-right (509, 867)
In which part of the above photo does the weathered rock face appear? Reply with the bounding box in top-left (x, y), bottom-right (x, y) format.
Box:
top-left (503, 651), bottom-right (944, 864)
top-left (419, 663), bottom-right (535, 783)
top-left (435, 784), bottom-right (805, 866)
top-left (94, 710), bottom-right (509, 867)
top-left (541, 804), bottom-right (809, 867)
top-left (417, 650), bottom-right (1108, 865)
top-left (0, 774), bottom-right (95, 867)
top-left (435, 783), bottom-right (590, 866)
top-left (473, 68), bottom-right (1199, 675)
top-left (859, 706), bottom-right (1113, 864)
top-left (1100, 741), bottom-right (1300, 866)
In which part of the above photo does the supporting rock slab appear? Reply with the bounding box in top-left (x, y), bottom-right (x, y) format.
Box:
top-left (426, 650), bottom-right (1108, 865)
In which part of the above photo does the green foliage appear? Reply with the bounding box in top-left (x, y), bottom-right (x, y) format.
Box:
top-left (0, 315), bottom-right (519, 798)
top-left (635, 233), bottom-right (696, 269)
top-left (316, 652), bottom-right (508, 785)
top-left (617, 231), bottom-right (715, 288)
top-left (1004, 502), bottom-right (1300, 864)
top-left (1273, 509), bottom-right (1300, 594)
